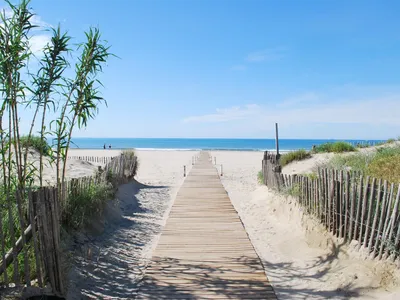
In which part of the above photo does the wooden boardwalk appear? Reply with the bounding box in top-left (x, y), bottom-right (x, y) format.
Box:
top-left (136, 152), bottom-right (276, 299)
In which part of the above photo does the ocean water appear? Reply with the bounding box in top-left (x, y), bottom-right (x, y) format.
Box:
top-left (70, 138), bottom-right (385, 152)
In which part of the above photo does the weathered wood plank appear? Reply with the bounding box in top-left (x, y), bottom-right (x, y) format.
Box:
top-left (136, 151), bottom-right (276, 299)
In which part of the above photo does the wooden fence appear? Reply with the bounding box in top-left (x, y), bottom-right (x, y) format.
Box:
top-left (262, 151), bottom-right (400, 262)
top-left (67, 155), bottom-right (114, 164)
top-left (0, 154), bottom-right (138, 296)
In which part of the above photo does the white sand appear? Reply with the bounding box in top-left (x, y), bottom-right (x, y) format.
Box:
top-left (212, 150), bottom-right (400, 300)
top-left (59, 149), bottom-right (400, 299)
top-left (65, 150), bottom-right (197, 299)
top-left (282, 152), bottom-right (333, 176)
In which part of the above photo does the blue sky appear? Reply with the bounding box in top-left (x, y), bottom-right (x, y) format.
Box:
top-left (3, 0), bottom-right (400, 139)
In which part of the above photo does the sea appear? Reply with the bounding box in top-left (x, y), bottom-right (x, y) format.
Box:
top-left (69, 138), bottom-right (385, 152)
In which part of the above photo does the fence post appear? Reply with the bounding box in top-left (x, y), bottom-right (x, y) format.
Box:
top-left (184, 165), bottom-right (186, 177)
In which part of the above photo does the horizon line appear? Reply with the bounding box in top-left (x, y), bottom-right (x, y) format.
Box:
top-left (69, 137), bottom-right (389, 140)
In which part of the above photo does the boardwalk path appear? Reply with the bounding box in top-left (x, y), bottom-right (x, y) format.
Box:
top-left (136, 152), bottom-right (276, 299)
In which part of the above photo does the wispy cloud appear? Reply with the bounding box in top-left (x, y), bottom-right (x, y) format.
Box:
top-left (230, 64), bottom-right (247, 71)
top-left (0, 7), bottom-right (52, 56)
top-left (29, 35), bottom-right (51, 55)
top-left (246, 47), bottom-right (286, 62)
top-left (183, 104), bottom-right (260, 123)
top-left (183, 92), bottom-right (400, 127)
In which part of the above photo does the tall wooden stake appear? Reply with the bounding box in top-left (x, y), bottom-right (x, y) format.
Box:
top-left (275, 123), bottom-right (280, 159)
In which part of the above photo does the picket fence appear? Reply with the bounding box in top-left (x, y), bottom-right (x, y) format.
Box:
top-left (0, 154), bottom-right (138, 296)
top-left (262, 151), bottom-right (400, 262)
top-left (67, 155), bottom-right (114, 164)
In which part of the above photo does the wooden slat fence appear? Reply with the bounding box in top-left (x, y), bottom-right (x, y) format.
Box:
top-left (0, 154), bottom-right (138, 296)
top-left (262, 151), bottom-right (400, 262)
top-left (67, 156), bottom-right (114, 165)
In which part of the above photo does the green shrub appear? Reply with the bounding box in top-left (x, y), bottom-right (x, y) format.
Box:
top-left (387, 138), bottom-right (396, 144)
top-left (326, 153), bottom-right (372, 173)
top-left (313, 141), bottom-right (355, 153)
top-left (368, 155), bottom-right (400, 184)
top-left (121, 149), bottom-right (139, 178)
top-left (282, 183), bottom-right (301, 197)
top-left (304, 172), bottom-right (318, 180)
top-left (63, 181), bottom-right (115, 230)
top-left (323, 145), bottom-right (400, 183)
top-left (19, 135), bottom-right (51, 156)
top-left (257, 170), bottom-right (264, 184)
top-left (281, 149), bottom-right (311, 166)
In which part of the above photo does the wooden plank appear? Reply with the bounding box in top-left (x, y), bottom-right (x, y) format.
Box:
top-left (368, 179), bottom-right (382, 255)
top-left (137, 151), bottom-right (276, 299)
top-left (348, 174), bottom-right (356, 241)
top-left (378, 183), bottom-right (395, 260)
top-left (339, 170), bottom-right (343, 238)
top-left (359, 176), bottom-right (370, 248)
top-left (363, 178), bottom-right (376, 248)
top-left (372, 180), bottom-right (388, 259)
top-left (353, 175), bottom-right (363, 241)
top-left (386, 184), bottom-right (400, 260)
top-left (344, 171), bottom-right (350, 241)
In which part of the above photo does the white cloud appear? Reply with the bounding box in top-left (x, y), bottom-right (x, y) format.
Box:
top-left (29, 34), bottom-right (51, 55)
top-left (183, 94), bottom-right (400, 127)
top-left (183, 104), bottom-right (260, 123)
top-left (30, 14), bottom-right (51, 28)
top-left (231, 65), bottom-right (246, 71)
top-left (246, 47), bottom-right (286, 62)
top-left (0, 7), bottom-right (52, 56)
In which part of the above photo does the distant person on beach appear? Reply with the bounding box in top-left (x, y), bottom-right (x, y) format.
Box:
top-left (103, 144), bottom-right (106, 149)
top-left (109, 144), bottom-right (111, 149)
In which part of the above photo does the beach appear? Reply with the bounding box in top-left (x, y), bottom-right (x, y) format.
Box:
top-left (62, 148), bottom-right (400, 299)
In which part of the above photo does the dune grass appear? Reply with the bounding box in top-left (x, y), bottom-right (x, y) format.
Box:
top-left (280, 149), bottom-right (311, 166)
top-left (312, 141), bottom-right (355, 153)
top-left (62, 181), bottom-right (115, 230)
top-left (257, 170), bottom-right (264, 184)
top-left (19, 135), bottom-right (51, 156)
top-left (324, 145), bottom-right (400, 183)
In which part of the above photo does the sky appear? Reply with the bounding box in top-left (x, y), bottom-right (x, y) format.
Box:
top-left (2, 0), bottom-right (400, 139)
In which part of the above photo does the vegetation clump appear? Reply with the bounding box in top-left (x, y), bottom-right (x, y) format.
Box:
top-left (325, 145), bottom-right (400, 183)
top-left (63, 181), bottom-right (115, 230)
top-left (19, 135), bottom-right (51, 156)
top-left (257, 170), bottom-right (264, 184)
top-left (280, 149), bottom-right (311, 166)
top-left (312, 141), bottom-right (355, 153)
top-left (0, 0), bottom-right (113, 282)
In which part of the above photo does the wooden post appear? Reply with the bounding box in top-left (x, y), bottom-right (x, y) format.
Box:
top-left (184, 165), bottom-right (186, 177)
top-left (221, 165), bottom-right (223, 176)
top-left (372, 180), bottom-right (388, 259)
top-left (378, 183), bottom-right (395, 259)
top-left (359, 176), bottom-right (370, 247)
top-left (353, 175), bottom-right (363, 241)
top-left (368, 179), bottom-right (382, 254)
top-left (275, 123), bottom-right (280, 160)
top-left (363, 177), bottom-right (376, 248)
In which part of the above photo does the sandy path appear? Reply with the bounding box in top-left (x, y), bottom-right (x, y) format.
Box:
top-left (66, 151), bottom-right (196, 299)
top-left (211, 151), bottom-right (400, 300)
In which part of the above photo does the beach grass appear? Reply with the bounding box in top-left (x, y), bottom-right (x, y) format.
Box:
top-left (62, 181), bottom-right (115, 230)
top-left (312, 141), bottom-right (355, 153)
top-left (257, 170), bottom-right (264, 184)
top-left (324, 145), bottom-right (400, 183)
top-left (19, 135), bottom-right (51, 156)
top-left (280, 149), bottom-right (311, 166)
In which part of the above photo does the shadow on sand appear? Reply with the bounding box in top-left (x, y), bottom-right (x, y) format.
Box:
top-left (67, 180), bottom-right (171, 299)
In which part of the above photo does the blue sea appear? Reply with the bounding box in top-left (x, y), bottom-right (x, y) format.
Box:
top-left (70, 138), bottom-right (385, 152)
